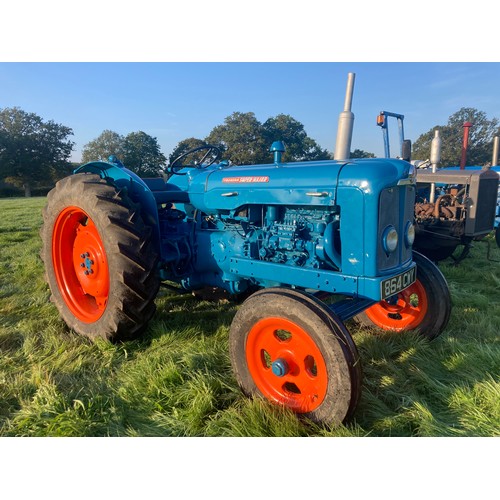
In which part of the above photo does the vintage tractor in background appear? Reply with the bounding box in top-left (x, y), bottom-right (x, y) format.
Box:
top-left (376, 111), bottom-right (499, 263)
top-left (434, 135), bottom-right (500, 251)
top-left (40, 73), bottom-right (451, 426)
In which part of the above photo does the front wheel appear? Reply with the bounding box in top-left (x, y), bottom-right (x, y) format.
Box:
top-left (229, 288), bottom-right (362, 426)
top-left (41, 173), bottom-right (160, 341)
top-left (354, 251), bottom-right (451, 340)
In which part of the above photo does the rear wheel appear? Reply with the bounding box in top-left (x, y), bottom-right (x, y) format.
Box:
top-left (355, 251), bottom-right (451, 340)
top-left (229, 288), bottom-right (362, 426)
top-left (41, 173), bottom-right (160, 341)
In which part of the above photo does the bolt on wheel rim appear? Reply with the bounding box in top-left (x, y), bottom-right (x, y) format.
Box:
top-left (365, 280), bottom-right (428, 331)
top-left (246, 317), bottom-right (328, 413)
top-left (52, 206), bottom-right (109, 323)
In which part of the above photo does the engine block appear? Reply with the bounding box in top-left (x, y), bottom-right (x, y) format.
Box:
top-left (244, 207), bottom-right (338, 269)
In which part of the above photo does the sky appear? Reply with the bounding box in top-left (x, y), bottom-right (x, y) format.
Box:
top-left (1, 62), bottom-right (500, 164)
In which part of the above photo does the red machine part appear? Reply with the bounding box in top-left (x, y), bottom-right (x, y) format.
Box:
top-left (460, 121), bottom-right (473, 169)
top-left (52, 206), bottom-right (110, 323)
top-left (245, 316), bottom-right (329, 413)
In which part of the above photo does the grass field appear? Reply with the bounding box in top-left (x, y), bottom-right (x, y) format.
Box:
top-left (0, 196), bottom-right (499, 437)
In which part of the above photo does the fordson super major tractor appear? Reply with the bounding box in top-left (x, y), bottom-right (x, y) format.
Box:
top-left (40, 73), bottom-right (451, 426)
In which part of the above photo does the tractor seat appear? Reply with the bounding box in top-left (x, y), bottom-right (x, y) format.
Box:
top-left (142, 177), bottom-right (190, 205)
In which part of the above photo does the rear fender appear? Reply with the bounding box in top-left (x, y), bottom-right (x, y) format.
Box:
top-left (74, 158), bottom-right (162, 258)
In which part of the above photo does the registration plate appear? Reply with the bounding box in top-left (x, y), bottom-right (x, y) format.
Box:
top-left (381, 267), bottom-right (416, 300)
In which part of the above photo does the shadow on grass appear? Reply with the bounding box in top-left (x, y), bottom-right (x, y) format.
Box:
top-left (349, 322), bottom-right (499, 436)
top-left (136, 289), bottom-right (239, 348)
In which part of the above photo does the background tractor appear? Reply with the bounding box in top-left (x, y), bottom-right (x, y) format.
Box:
top-left (434, 135), bottom-right (500, 251)
top-left (376, 111), bottom-right (499, 263)
top-left (40, 73), bottom-right (451, 426)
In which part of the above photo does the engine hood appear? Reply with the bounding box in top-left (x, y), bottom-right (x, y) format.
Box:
top-left (170, 158), bottom-right (414, 214)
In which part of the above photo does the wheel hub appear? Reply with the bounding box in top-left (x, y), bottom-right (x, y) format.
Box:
top-left (52, 206), bottom-right (110, 322)
top-left (245, 317), bottom-right (328, 413)
top-left (72, 223), bottom-right (108, 303)
top-left (364, 280), bottom-right (428, 331)
top-left (271, 358), bottom-right (289, 377)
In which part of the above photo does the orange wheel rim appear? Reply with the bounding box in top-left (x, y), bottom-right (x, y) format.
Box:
top-left (52, 206), bottom-right (109, 323)
top-left (365, 280), bottom-right (428, 331)
top-left (246, 317), bottom-right (328, 413)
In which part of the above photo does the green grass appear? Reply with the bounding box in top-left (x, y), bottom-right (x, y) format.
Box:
top-left (0, 196), bottom-right (499, 437)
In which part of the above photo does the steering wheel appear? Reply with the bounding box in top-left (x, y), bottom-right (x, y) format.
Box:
top-left (168, 144), bottom-right (222, 175)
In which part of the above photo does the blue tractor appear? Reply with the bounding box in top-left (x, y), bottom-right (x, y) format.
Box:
top-left (40, 76), bottom-right (451, 426)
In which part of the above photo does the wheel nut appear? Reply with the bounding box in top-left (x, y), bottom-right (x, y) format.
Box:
top-left (84, 270), bottom-right (89, 275)
top-left (271, 358), bottom-right (289, 377)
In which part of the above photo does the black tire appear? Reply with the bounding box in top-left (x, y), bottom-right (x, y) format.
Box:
top-left (355, 251), bottom-right (451, 340)
top-left (229, 287), bottom-right (362, 426)
top-left (40, 173), bottom-right (160, 341)
top-left (496, 225), bottom-right (500, 248)
top-left (416, 243), bottom-right (458, 262)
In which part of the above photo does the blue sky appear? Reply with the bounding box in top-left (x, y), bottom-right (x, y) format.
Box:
top-left (1, 62), bottom-right (500, 163)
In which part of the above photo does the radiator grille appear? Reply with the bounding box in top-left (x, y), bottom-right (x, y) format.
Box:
top-left (466, 176), bottom-right (498, 235)
top-left (377, 185), bottom-right (415, 271)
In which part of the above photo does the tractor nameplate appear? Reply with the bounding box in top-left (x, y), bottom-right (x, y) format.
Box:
top-left (222, 176), bottom-right (269, 183)
top-left (381, 267), bottom-right (416, 300)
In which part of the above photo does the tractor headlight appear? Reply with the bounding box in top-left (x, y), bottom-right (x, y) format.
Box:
top-left (382, 225), bottom-right (398, 253)
top-left (405, 221), bottom-right (415, 247)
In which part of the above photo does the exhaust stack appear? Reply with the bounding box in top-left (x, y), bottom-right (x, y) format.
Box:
top-left (492, 136), bottom-right (499, 167)
top-left (460, 121), bottom-right (472, 170)
top-left (429, 129), bottom-right (442, 203)
top-left (334, 72), bottom-right (356, 161)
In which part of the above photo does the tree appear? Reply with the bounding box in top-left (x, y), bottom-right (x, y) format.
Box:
top-left (412, 108), bottom-right (499, 167)
top-left (122, 131), bottom-right (167, 177)
top-left (81, 130), bottom-right (124, 164)
top-left (350, 149), bottom-right (375, 159)
top-left (205, 112), bottom-right (268, 165)
top-left (0, 107), bottom-right (74, 196)
top-left (171, 112), bottom-right (332, 167)
top-left (168, 137), bottom-right (209, 166)
top-left (263, 114), bottom-right (330, 161)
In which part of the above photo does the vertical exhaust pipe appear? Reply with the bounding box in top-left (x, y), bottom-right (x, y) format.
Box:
top-left (429, 129), bottom-right (442, 203)
top-left (460, 121), bottom-right (472, 169)
top-left (492, 136), bottom-right (499, 167)
top-left (334, 72), bottom-right (356, 161)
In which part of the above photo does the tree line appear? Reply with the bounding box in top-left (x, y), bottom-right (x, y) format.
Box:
top-left (1, 105), bottom-right (499, 197)
top-left (0, 108), bottom-right (74, 197)
top-left (412, 108), bottom-right (499, 166)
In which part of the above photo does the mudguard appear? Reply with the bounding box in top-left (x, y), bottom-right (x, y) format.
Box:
top-left (74, 157), bottom-right (163, 257)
